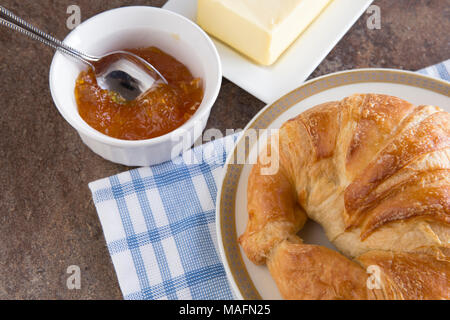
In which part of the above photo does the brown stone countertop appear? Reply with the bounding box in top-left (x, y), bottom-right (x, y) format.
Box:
top-left (0, 0), bottom-right (448, 299)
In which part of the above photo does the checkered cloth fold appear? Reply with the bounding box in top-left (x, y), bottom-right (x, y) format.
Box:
top-left (417, 59), bottom-right (450, 79)
top-left (89, 61), bottom-right (449, 300)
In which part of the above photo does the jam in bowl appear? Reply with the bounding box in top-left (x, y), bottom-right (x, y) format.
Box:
top-left (75, 46), bottom-right (204, 141)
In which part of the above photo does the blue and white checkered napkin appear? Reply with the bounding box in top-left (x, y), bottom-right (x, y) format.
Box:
top-left (417, 59), bottom-right (449, 79)
top-left (89, 134), bottom-right (238, 300)
top-left (89, 61), bottom-right (449, 300)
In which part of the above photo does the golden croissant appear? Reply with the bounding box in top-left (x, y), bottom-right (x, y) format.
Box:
top-left (239, 94), bottom-right (449, 300)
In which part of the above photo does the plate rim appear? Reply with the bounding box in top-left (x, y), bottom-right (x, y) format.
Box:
top-left (215, 68), bottom-right (450, 300)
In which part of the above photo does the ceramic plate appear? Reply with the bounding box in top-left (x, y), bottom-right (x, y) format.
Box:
top-left (163, 0), bottom-right (374, 103)
top-left (215, 69), bottom-right (450, 300)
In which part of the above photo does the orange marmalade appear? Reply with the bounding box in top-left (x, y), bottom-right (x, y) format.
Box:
top-left (75, 47), bottom-right (204, 140)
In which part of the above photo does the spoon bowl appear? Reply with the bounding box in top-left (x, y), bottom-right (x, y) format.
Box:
top-left (90, 50), bottom-right (168, 101)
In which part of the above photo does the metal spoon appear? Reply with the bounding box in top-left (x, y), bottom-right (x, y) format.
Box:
top-left (0, 6), bottom-right (168, 101)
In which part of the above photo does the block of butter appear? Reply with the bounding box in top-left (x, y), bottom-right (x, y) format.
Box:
top-left (197, 0), bottom-right (332, 66)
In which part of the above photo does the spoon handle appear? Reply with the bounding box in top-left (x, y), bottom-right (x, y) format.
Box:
top-left (0, 6), bottom-right (96, 65)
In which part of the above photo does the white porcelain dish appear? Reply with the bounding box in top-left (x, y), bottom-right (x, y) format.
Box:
top-left (49, 6), bottom-right (221, 166)
top-left (164, 0), bottom-right (374, 103)
top-left (215, 69), bottom-right (450, 300)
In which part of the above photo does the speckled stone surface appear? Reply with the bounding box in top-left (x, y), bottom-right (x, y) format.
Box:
top-left (0, 0), bottom-right (448, 299)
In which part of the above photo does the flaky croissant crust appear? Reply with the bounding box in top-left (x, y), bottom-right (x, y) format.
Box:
top-left (239, 94), bottom-right (449, 300)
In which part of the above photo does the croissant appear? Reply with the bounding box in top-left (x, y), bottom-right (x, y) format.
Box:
top-left (239, 94), bottom-right (449, 300)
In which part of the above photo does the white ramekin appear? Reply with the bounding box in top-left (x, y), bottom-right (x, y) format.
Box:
top-left (49, 6), bottom-right (222, 166)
